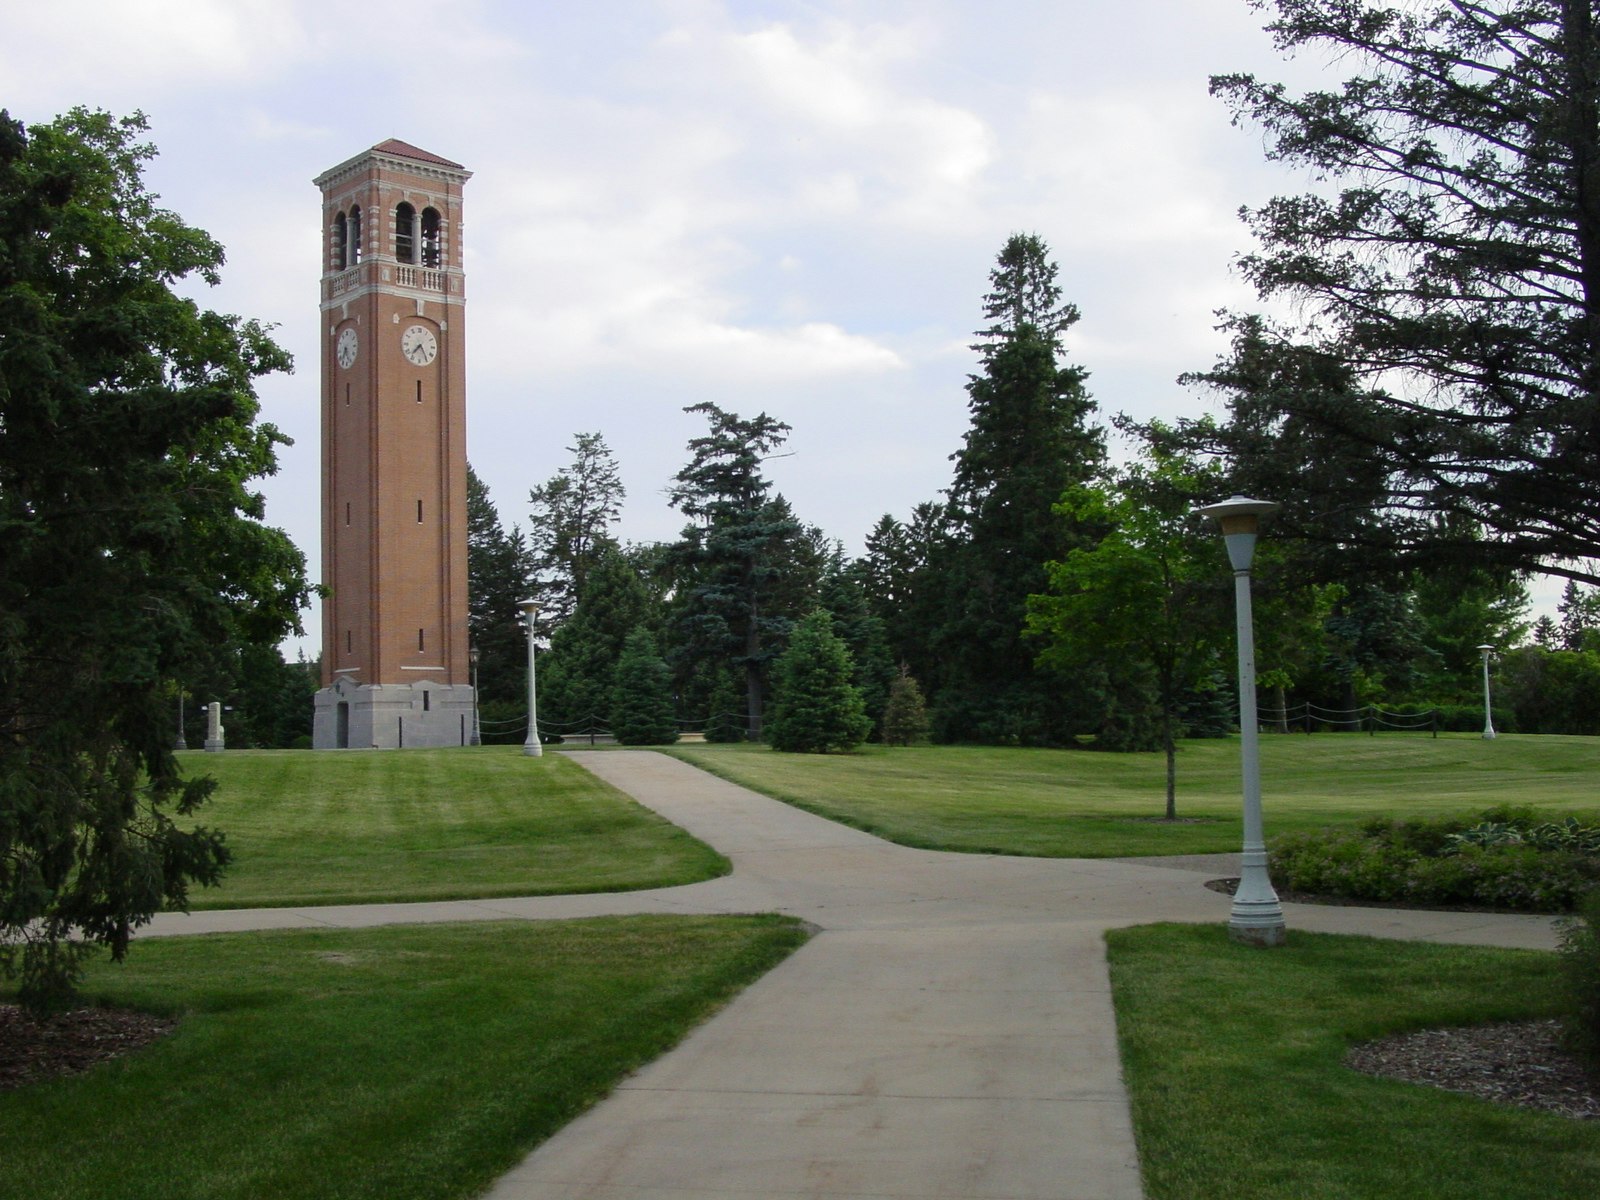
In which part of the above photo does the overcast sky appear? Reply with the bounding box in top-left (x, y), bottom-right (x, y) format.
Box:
top-left (14, 0), bottom-right (1520, 653)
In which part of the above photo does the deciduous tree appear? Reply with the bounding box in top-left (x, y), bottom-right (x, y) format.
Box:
top-left (1026, 452), bottom-right (1228, 817)
top-left (0, 109), bottom-right (311, 1010)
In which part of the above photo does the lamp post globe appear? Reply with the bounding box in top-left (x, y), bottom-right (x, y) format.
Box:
top-left (520, 599), bottom-right (542, 758)
top-left (1196, 496), bottom-right (1286, 948)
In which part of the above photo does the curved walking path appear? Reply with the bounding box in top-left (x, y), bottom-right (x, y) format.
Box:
top-left (147, 751), bottom-right (1562, 1199)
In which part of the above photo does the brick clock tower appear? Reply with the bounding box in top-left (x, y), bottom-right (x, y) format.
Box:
top-left (311, 140), bottom-right (474, 749)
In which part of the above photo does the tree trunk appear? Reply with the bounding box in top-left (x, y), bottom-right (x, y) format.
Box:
top-left (1163, 706), bottom-right (1177, 821)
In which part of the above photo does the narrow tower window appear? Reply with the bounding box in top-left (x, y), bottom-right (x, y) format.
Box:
top-left (346, 502), bottom-right (351, 526)
top-left (418, 628), bottom-right (426, 651)
top-left (416, 499), bottom-right (423, 523)
top-left (333, 212), bottom-right (348, 271)
top-left (395, 202), bottom-right (416, 263)
top-left (346, 630), bottom-right (352, 653)
top-left (421, 207), bottom-right (442, 268)
top-left (416, 380), bottom-right (423, 404)
top-left (349, 206), bottom-right (362, 264)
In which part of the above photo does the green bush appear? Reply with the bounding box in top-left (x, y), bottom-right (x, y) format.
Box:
top-left (1559, 889), bottom-right (1600, 1081)
top-left (1270, 809), bottom-right (1600, 913)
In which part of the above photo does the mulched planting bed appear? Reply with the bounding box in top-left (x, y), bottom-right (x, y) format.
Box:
top-left (1346, 1018), bottom-right (1600, 1120)
top-left (1, 1003), bottom-right (176, 1092)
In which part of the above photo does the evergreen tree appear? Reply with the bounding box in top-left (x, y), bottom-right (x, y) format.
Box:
top-left (880, 667), bottom-right (931, 747)
top-left (1558, 581), bottom-right (1600, 652)
top-left (765, 610), bottom-right (872, 753)
top-left (819, 559), bottom-right (896, 732)
top-left (927, 233), bottom-right (1106, 744)
top-left (539, 546), bottom-right (662, 738)
top-left (0, 109), bottom-right (311, 1011)
top-left (527, 432), bottom-right (625, 627)
top-left (467, 465), bottom-right (532, 705)
top-left (666, 402), bottom-right (806, 739)
top-left (701, 668), bottom-right (748, 742)
top-left (609, 628), bottom-right (678, 745)
top-left (1201, 0), bottom-right (1600, 584)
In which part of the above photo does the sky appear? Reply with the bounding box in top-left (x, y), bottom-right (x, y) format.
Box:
top-left (10, 0), bottom-right (1545, 652)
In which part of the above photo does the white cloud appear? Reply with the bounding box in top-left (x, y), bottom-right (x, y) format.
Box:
top-left (0, 0), bottom-right (316, 99)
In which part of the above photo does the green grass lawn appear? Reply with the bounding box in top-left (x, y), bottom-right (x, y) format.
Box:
top-left (0, 916), bottom-right (808, 1200)
top-left (179, 747), bottom-right (728, 909)
top-left (1107, 924), bottom-right (1600, 1199)
top-left (666, 734), bottom-right (1600, 857)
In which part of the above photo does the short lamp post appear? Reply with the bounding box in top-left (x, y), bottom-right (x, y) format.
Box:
top-left (520, 599), bottom-right (543, 758)
top-left (1198, 495), bottom-right (1286, 948)
top-left (469, 644), bottom-right (482, 747)
top-left (1478, 644), bottom-right (1496, 740)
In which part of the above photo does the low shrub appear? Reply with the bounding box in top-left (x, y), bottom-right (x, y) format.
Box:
top-left (1270, 808), bottom-right (1600, 913)
top-left (1558, 888), bottom-right (1600, 1080)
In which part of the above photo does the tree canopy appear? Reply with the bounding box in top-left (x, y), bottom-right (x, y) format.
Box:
top-left (0, 109), bottom-right (310, 1010)
top-left (1196, 0), bottom-right (1600, 581)
top-left (527, 432), bottom-right (625, 628)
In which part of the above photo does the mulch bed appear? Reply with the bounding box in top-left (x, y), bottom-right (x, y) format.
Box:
top-left (1347, 1019), bottom-right (1600, 1120)
top-left (0, 1003), bottom-right (176, 1092)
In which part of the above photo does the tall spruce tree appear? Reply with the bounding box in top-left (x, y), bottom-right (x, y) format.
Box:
top-left (927, 233), bottom-right (1105, 743)
top-left (666, 402), bottom-right (806, 739)
top-left (1198, 0), bottom-right (1600, 584)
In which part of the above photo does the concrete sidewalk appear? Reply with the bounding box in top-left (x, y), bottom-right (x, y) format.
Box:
top-left (147, 750), bottom-right (1564, 1199)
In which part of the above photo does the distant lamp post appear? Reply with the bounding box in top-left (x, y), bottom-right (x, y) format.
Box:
top-left (1478, 644), bottom-right (1497, 740)
top-left (1198, 495), bottom-right (1286, 948)
top-left (520, 599), bottom-right (542, 758)
top-left (176, 690), bottom-right (187, 751)
top-left (469, 644), bottom-right (482, 747)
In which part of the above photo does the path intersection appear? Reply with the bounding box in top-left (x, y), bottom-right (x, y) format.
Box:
top-left (148, 750), bottom-right (1562, 1200)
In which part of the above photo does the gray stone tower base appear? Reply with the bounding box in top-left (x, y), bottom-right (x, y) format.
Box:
top-left (312, 681), bottom-right (477, 750)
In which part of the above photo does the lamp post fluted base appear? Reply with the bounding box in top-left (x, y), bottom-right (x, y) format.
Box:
top-left (522, 740), bottom-right (543, 758)
top-left (1228, 846), bottom-right (1286, 946)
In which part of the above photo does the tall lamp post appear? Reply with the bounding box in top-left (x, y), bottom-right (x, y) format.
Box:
top-left (1478, 643), bottom-right (1496, 740)
top-left (1198, 495), bottom-right (1286, 948)
top-left (469, 644), bottom-right (482, 747)
top-left (520, 599), bottom-right (543, 758)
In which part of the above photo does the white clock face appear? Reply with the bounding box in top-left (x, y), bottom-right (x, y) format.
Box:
top-left (336, 327), bottom-right (358, 369)
top-left (401, 325), bottom-right (438, 366)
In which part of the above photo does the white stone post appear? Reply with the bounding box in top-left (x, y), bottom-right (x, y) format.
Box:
top-left (204, 701), bottom-right (226, 753)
